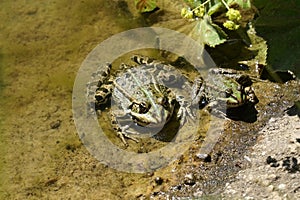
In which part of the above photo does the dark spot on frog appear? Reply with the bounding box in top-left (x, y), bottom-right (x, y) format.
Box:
top-left (100, 71), bottom-right (109, 77)
top-left (236, 74), bottom-right (253, 87)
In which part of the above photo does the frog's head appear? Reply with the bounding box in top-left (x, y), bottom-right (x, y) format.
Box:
top-left (244, 86), bottom-right (259, 105)
top-left (220, 80), bottom-right (258, 108)
top-left (129, 96), bottom-right (175, 128)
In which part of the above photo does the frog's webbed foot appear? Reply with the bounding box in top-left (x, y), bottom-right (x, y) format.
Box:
top-left (176, 96), bottom-right (196, 126)
top-left (177, 106), bottom-right (196, 126)
top-left (112, 124), bottom-right (139, 146)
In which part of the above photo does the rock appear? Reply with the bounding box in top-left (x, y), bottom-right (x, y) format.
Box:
top-left (267, 185), bottom-right (274, 192)
top-left (195, 153), bottom-right (211, 162)
top-left (278, 184), bottom-right (286, 190)
top-left (50, 120), bottom-right (61, 129)
top-left (184, 173), bottom-right (196, 186)
top-left (154, 177), bottom-right (163, 185)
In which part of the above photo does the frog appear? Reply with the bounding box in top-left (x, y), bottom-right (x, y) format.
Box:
top-left (89, 56), bottom-right (197, 146)
top-left (87, 55), bottom-right (258, 146)
top-left (196, 68), bottom-right (259, 117)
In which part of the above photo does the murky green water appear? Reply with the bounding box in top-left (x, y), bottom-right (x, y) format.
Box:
top-left (0, 1), bottom-right (145, 198)
top-left (0, 0), bottom-right (299, 199)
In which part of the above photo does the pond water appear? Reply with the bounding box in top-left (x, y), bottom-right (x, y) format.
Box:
top-left (0, 0), bottom-right (299, 199)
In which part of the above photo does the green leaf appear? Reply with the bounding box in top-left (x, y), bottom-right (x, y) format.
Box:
top-left (191, 15), bottom-right (227, 47)
top-left (135, 0), bottom-right (157, 13)
top-left (227, 0), bottom-right (251, 9)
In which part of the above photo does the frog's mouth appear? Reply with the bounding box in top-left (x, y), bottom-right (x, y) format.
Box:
top-left (131, 103), bottom-right (173, 128)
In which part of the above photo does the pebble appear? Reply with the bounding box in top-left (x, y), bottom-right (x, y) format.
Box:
top-left (267, 174), bottom-right (278, 181)
top-left (154, 177), bottom-right (163, 185)
top-left (269, 117), bottom-right (277, 123)
top-left (244, 155), bottom-right (251, 162)
top-left (267, 185), bottom-right (274, 192)
top-left (184, 173), bottom-right (196, 186)
top-left (193, 190), bottom-right (203, 197)
top-left (278, 183), bottom-right (286, 190)
top-left (50, 120), bottom-right (61, 129)
top-left (195, 153), bottom-right (211, 162)
top-left (261, 179), bottom-right (270, 187)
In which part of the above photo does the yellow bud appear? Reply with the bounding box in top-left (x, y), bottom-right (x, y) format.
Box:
top-left (193, 5), bottom-right (205, 18)
top-left (223, 20), bottom-right (240, 30)
top-left (181, 8), bottom-right (188, 17)
top-left (181, 7), bottom-right (194, 19)
top-left (226, 8), bottom-right (241, 21)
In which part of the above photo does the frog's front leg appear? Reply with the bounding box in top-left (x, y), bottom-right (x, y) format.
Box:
top-left (191, 76), bottom-right (206, 106)
top-left (176, 76), bottom-right (206, 125)
top-left (110, 111), bottom-right (139, 146)
top-left (204, 101), bottom-right (228, 118)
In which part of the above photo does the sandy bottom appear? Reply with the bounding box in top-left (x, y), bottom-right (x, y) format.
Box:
top-left (0, 0), bottom-right (299, 199)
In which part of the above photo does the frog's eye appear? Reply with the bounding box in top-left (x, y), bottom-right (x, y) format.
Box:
top-left (199, 96), bottom-right (209, 109)
top-left (139, 102), bottom-right (151, 113)
top-left (225, 88), bottom-right (233, 97)
top-left (129, 102), bottom-right (149, 113)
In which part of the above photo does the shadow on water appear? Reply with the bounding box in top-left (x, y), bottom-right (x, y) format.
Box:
top-left (286, 101), bottom-right (300, 118)
top-left (226, 103), bottom-right (258, 123)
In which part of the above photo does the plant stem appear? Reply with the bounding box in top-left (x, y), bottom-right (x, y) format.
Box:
top-left (202, 0), bottom-right (211, 6)
top-left (221, 0), bottom-right (230, 10)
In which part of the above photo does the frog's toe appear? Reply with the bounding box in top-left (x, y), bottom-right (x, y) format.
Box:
top-left (116, 131), bottom-right (139, 147)
top-left (177, 106), bottom-right (196, 126)
top-left (117, 132), bottom-right (129, 146)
